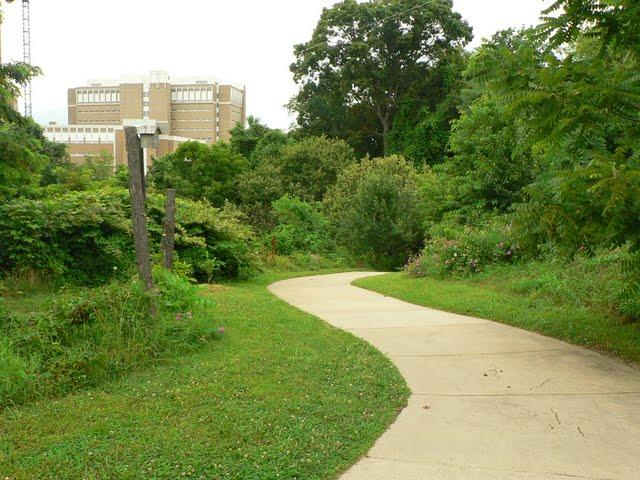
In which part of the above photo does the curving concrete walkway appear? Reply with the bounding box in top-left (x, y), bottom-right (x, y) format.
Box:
top-left (269, 272), bottom-right (640, 480)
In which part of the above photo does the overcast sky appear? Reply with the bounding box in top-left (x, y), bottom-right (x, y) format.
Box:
top-left (0, 0), bottom-right (552, 129)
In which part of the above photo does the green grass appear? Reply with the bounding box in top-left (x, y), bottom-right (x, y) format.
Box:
top-left (0, 271), bottom-right (408, 479)
top-left (354, 261), bottom-right (640, 364)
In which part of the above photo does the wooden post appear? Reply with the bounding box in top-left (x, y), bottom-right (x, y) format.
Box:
top-left (161, 188), bottom-right (176, 271)
top-left (125, 126), bottom-right (154, 292)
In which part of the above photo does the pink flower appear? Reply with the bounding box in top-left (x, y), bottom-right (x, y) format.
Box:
top-left (176, 313), bottom-right (183, 321)
top-left (218, 326), bottom-right (225, 334)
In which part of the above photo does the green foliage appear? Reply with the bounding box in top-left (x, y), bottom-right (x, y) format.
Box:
top-left (148, 141), bottom-right (248, 207)
top-left (42, 151), bottom-right (116, 192)
top-left (267, 195), bottom-right (333, 255)
top-left (236, 164), bottom-right (286, 232)
top-left (0, 188), bottom-right (132, 283)
top-left (0, 188), bottom-right (258, 284)
top-left (324, 156), bottom-right (423, 269)
top-left (272, 136), bottom-right (357, 202)
top-left (387, 49), bottom-right (468, 166)
top-left (229, 116), bottom-right (290, 167)
top-left (447, 94), bottom-right (539, 211)
top-left (0, 269), bottom-right (220, 409)
top-left (514, 158), bottom-right (640, 257)
top-left (0, 119), bottom-right (59, 202)
top-left (290, 0), bottom-right (472, 156)
top-left (229, 116), bottom-right (271, 158)
top-left (0, 57), bottom-right (60, 202)
top-left (250, 129), bottom-right (290, 166)
top-left (619, 253), bottom-right (640, 320)
top-left (406, 215), bottom-right (517, 277)
top-left (542, 0), bottom-right (640, 54)
top-left (147, 196), bottom-right (257, 283)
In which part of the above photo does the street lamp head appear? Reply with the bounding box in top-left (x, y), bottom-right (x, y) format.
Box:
top-left (122, 119), bottom-right (162, 148)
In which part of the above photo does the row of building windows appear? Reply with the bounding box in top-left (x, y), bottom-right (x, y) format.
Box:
top-left (171, 110), bottom-right (215, 115)
top-left (76, 119), bottom-right (118, 124)
top-left (45, 130), bottom-right (115, 144)
top-left (171, 118), bottom-right (214, 123)
top-left (77, 89), bottom-right (120, 104)
top-left (171, 87), bottom-right (214, 103)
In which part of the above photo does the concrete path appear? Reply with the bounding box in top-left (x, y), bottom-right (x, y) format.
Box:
top-left (269, 272), bottom-right (640, 480)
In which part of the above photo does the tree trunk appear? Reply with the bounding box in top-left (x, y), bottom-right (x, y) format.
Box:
top-left (124, 126), bottom-right (154, 294)
top-left (161, 188), bottom-right (176, 271)
top-left (382, 122), bottom-right (390, 157)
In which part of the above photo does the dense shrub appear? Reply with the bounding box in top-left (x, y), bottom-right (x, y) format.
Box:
top-left (0, 269), bottom-right (222, 409)
top-left (272, 136), bottom-right (357, 202)
top-left (405, 215), bottom-right (517, 277)
top-left (236, 164), bottom-right (287, 232)
top-left (0, 188), bottom-right (132, 283)
top-left (148, 141), bottom-right (248, 207)
top-left (0, 188), bottom-right (257, 284)
top-left (147, 197), bottom-right (257, 283)
top-left (266, 195), bottom-right (333, 255)
top-left (324, 156), bottom-right (423, 269)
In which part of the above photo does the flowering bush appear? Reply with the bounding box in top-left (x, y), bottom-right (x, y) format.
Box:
top-left (405, 215), bottom-right (517, 277)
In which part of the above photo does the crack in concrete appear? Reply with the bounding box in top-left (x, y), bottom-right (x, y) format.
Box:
top-left (531, 378), bottom-right (553, 391)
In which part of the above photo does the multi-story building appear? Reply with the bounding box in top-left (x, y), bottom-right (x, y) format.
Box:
top-left (43, 71), bottom-right (246, 168)
top-left (43, 123), bottom-right (201, 168)
top-left (67, 71), bottom-right (246, 144)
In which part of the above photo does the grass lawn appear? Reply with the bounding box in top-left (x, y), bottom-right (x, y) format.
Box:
top-left (0, 271), bottom-right (408, 479)
top-left (354, 270), bottom-right (640, 365)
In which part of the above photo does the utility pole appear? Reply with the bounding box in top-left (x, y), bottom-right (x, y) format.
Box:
top-left (124, 126), bottom-right (155, 295)
top-left (161, 189), bottom-right (177, 271)
top-left (21, 0), bottom-right (31, 117)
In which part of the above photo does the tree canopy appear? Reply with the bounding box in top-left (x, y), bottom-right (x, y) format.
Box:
top-left (289, 0), bottom-right (472, 157)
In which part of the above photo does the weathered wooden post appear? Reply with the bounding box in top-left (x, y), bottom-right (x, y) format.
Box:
top-left (161, 188), bottom-right (176, 271)
top-left (124, 126), bottom-right (154, 292)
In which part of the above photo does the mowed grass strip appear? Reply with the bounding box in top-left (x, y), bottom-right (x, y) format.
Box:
top-left (0, 272), bottom-right (409, 480)
top-left (354, 272), bottom-right (640, 364)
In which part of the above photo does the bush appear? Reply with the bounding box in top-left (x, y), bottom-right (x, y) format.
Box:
top-left (266, 195), bottom-right (333, 255)
top-left (324, 155), bottom-right (423, 269)
top-left (0, 187), bottom-right (258, 285)
top-left (0, 269), bottom-right (222, 409)
top-left (406, 215), bottom-right (517, 277)
top-left (147, 197), bottom-right (257, 283)
top-left (0, 188), bottom-right (132, 284)
top-left (148, 141), bottom-right (248, 207)
top-left (273, 136), bottom-right (357, 202)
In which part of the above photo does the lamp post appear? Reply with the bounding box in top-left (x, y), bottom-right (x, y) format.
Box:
top-left (123, 119), bottom-right (161, 194)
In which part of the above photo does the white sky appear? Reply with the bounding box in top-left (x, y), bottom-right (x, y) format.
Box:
top-left (0, 0), bottom-right (552, 129)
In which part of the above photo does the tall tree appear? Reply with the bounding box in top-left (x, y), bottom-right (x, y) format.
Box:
top-left (290, 0), bottom-right (472, 156)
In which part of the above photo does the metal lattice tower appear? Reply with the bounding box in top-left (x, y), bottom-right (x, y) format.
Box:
top-left (22, 0), bottom-right (32, 117)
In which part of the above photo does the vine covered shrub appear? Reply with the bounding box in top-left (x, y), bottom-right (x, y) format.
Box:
top-left (406, 216), bottom-right (517, 277)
